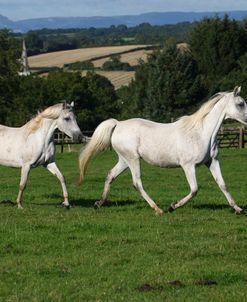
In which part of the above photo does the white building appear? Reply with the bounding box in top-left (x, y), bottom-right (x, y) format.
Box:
top-left (19, 40), bottom-right (31, 76)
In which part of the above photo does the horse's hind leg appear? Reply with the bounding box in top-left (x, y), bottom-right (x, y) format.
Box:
top-left (169, 164), bottom-right (198, 211)
top-left (16, 164), bottom-right (30, 209)
top-left (127, 158), bottom-right (163, 215)
top-left (95, 156), bottom-right (128, 208)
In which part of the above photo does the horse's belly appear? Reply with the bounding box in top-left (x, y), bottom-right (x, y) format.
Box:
top-left (0, 146), bottom-right (22, 167)
top-left (140, 150), bottom-right (179, 168)
top-left (0, 157), bottom-right (21, 168)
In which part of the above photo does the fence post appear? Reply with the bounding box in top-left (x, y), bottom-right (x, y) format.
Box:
top-left (61, 132), bottom-right (64, 153)
top-left (239, 127), bottom-right (244, 149)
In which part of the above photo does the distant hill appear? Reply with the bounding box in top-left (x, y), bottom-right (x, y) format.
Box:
top-left (1, 11), bottom-right (247, 32)
top-left (0, 15), bottom-right (14, 28)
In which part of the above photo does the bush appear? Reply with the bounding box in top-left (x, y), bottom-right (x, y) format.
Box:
top-left (65, 60), bottom-right (94, 71)
top-left (102, 55), bottom-right (134, 71)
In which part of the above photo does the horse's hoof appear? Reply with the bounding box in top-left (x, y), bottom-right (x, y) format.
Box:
top-left (57, 203), bottom-right (70, 209)
top-left (94, 201), bottom-right (101, 209)
top-left (155, 208), bottom-right (164, 216)
top-left (235, 208), bottom-right (244, 215)
top-left (168, 204), bottom-right (175, 213)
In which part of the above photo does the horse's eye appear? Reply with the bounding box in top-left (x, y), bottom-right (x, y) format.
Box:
top-left (237, 101), bottom-right (245, 108)
top-left (64, 117), bottom-right (70, 121)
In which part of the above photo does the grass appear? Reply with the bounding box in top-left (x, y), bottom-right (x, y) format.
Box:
top-left (0, 148), bottom-right (247, 301)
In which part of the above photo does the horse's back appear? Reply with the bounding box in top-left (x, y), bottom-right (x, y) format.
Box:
top-left (112, 118), bottom-right (161, 148)
top-left (111, 118), bottom-right (181, 166)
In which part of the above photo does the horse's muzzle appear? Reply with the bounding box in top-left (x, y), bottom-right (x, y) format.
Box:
top-left (73, 132), bottom-right (83, 143)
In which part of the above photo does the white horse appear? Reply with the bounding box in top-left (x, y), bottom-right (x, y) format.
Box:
top-left (78, 86), bottom-right (247, 215)
top-left (0, 102), bottom-right (82, 209)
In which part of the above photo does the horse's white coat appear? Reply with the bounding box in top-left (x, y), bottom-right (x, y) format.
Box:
top-left (79, 87), bottom-right (247, 215)
top-left (0, 103), bottom-right (82, 208)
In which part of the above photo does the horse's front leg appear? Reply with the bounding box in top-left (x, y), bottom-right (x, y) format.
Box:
top-left (169, 164), bottom-right (198, 211)
top-left (45, 162), bottom-right (69, 208)
top-left (16, 164), bottom-right (31, 209)
top-left (206, 158), bottom-right (243, 214)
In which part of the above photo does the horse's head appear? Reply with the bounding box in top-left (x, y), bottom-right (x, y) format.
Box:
top-left (57, 102), bottom-right (82, 143)
top-left (225, 86), bottom-right (247, 126)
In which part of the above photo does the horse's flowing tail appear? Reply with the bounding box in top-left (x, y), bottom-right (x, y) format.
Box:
top-left (78, 118), bottom-right (118, 185)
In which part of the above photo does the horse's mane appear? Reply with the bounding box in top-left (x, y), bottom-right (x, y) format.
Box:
top-left (179, 92), bottom-right (227, 130)
top-left (26, 103), bottom-right (64, 134)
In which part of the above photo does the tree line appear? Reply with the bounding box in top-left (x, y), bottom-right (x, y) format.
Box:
top-left (17, 22), bottom-right (192, 55)
top-left (1, 16), bottom-right (247, 131)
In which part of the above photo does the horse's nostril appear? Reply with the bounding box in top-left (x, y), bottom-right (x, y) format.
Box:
top-left (78, 134), bottom-right (83, 142)
top-left (74, 132), bottom-right (83, 143)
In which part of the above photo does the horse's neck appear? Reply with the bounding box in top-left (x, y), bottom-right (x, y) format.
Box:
top-left (202, 97), bottom-right (227, 145)
top-left (29, 118), bottom-right (57, 147)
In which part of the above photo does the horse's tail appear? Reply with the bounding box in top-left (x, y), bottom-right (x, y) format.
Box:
top-left (78, 118), bottom-right (118, 185)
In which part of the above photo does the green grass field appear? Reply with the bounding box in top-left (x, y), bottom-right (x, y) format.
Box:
top-left (0, 148), bottom-right (247, 301)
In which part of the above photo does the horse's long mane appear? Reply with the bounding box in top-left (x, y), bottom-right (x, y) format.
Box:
top-left (179, 92), bottom-right (227, 130)
top-left (26, 103), bottom-right (63, 134)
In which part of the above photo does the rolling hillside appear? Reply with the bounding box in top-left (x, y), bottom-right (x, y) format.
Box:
top-left (29, 45), bottom-right (153, 89)
top-left (93, 49), bottom-right (152, 68)
top-left (28, 45), bottom-right (151, 68)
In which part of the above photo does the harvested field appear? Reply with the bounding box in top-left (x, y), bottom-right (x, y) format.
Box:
top-left (29, 45), bottom-right (150, 68)
top-left (81, 70), bottom-right (135, 89)
top-left (93, 49), bottom-right (153, 67)
top-left (39, 70), bottom-right (135, 89)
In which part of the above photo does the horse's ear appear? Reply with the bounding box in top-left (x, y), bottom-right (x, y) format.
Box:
top-left (233, 86), bottom-right (241, 96)
top-left (62, 102), bottom-right (67, 109)
top-left (70, 101), bottom-right (74, 108)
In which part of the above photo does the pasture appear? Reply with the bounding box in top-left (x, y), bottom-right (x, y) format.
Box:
top-left (0, 148), bottom-right (247, 301)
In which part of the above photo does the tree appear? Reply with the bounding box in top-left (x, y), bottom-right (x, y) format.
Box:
top-left (102, 55), bottom-right (133, 71)
top-left (77, 72), bottom-right (119, 129)
top-left (65, 60), bottom-right (94, 71)
top-left (119, 45), bottom-right (207, 122)
top-left (189, 16), bottom-right (247, 87)
top-left (0, 30), bottom-right (21, 124)
top-left (24, 31), bottom-right (43, 55)
top-left (219, 53), bottom-right (247, 99)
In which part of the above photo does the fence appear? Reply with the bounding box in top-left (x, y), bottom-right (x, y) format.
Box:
top-left (54, 131), bottom-right (92, 152)
top-left (54, 127), bottom-right (247, 152)
top-left (218, 127), bottom-right (247, 149)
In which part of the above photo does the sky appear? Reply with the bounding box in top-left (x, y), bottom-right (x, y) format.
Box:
top-left (1, 0), bottom-right (247, 21)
